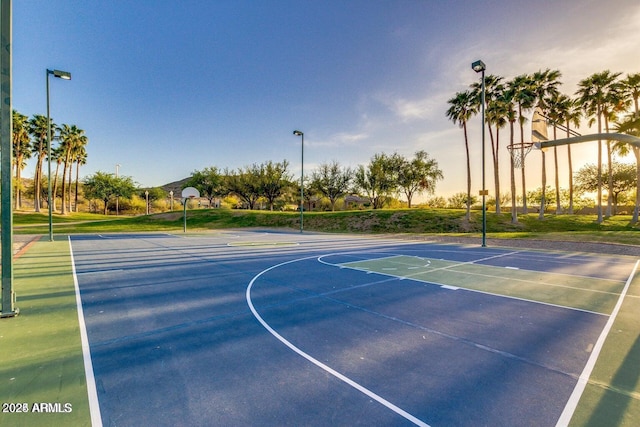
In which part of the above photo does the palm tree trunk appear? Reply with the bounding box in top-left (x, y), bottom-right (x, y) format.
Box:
top-left (490, 126), bottom-right (500, 214)
top-left (566, 120), bottom-right (574, 214)
top-left (553, 126), bottom-right (561, 214)
top-left (15, 155), bottom-right (22, 209)
top-left (61, 156), bottom-right (70, 215)
top-left (596, 108), bottom-right (603, 223)
top-left (34, 156), bottom-right (43, 212)
top-left (518, 110), bottom-right (528, 214)
top-left (75, 162), bottom-right (81, 212)
top-left (53, 161), bottom-right (61, 212)
top-left (634, 147), bottom-right (640, 223)
top-left (509, 121), bottom-right (517, 223)
top-left (463, 123), bottom-right (471, 221)
top-left (68, 163), bottom-right (73, 213)
top-left (539, 151), bottom-right (546, 220)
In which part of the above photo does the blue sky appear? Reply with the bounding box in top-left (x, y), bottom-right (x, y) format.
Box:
top-left (13, 0), bottom-right (640, 198)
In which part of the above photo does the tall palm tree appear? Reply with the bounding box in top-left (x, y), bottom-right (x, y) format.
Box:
top-left (28, 114), bottom-right (53, 212)
top-left (545, 93), bottom-right (572, 214)
top-left (561, 98), bottom-right (582, 214)
top-left (623, 73), bottom-right (640, 120)
top-left (499, 87), bottom-right (519, 223)
top-left (576, 70), bottom-right (622, 222)
top-left (472, 74), bottom-right (505, 214)
top-left (486, 87), bottom-right (509, 214)
top-left (509, 74), bottom-right (536, 214)
top-left (12, 110), bottom-right (31, 209)
top-left (446, 90), bottom-right (477, 221)
top-left (58, 124), bottom-right (88, 214)
top-left (615, 73), bottom-right (640, 222)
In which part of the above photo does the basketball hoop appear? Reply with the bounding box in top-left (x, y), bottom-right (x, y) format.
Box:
top-left (507, 142), bottom-right (534, 169)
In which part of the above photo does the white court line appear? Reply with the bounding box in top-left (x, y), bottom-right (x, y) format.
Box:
top-left (555, 259), bottom-right (640, 427)
top-left (246, 256), bottom-right (430, 427)
top-left (69, 237), bottom-right (103, 427)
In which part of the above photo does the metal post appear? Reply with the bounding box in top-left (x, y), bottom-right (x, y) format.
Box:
top-left (293, 130), bottom-right (304, 233)
top-left (46, 70), bottom-right (53, 241)
top-left (183, 199), bottom-right (187, 233)
top-left (472, 60), bottom-right (487, 248)
top-left (480, 68), bottom-right (486, 247)
top-left (45, 68), bottom-right (70, 241)
top-left (1, 0), bottom-right (17, 317)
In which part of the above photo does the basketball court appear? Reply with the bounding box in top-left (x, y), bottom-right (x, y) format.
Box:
top-left (63, 230), bottom-right (639, 426)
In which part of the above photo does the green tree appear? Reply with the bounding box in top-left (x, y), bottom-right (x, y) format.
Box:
top-left (509, 74), bottom-right (536, 213)
top-left (310, 161), bottom-right (352, 211)
top-left (185, 166), bottom-right (225, 207)
top-left (546, 93), bottom-right (574, 214)
top-left (576, 70), bottom-right (622, 222)
top-left (447, 192), bottom-right (477, 209)
top-left (12, 110), bottom-right (31, 209)
top-left (59, 124), bottom-right (88, 214)
top-left (354, 153), bottom-right (399, 209)
top-left (496, 87), bottom-right (518, 223)
top-left (73, 148), bottom-right (87, 212)
top-left (613, 115), bottom-right (640, 221)
top-left (258, 160), bottom-right (291, 210)
top-left (446, 90), bottom-right (476, 220)
top-left (575, 161), bottom-right (636, 215)
top-left (28, 114), bottom-right (53, 212)
top-left (472, 74), bottom-right (505, 214)
top-left (397, 151), bottom-right (443, 208)
top-left (84, 172), bottom-right (136, 215)
top-left (225, 166), bottom-right (262, 209)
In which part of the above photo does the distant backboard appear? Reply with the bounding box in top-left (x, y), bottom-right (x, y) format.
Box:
top-left (181, 187), bottom-right (200, 199)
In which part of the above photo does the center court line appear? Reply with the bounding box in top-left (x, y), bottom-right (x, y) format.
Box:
top-left (69, 237), bottom-right (103, 427)
top-left (246, 255), bottom-right (430, 427)
top-left (555, 259), bottom-right (640, 427)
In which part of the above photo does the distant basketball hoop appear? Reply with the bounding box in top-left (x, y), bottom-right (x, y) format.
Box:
top-left (507, 142), bottom-right (534, 169)
top-left (181, 187), bottom-right (200, 200)
top-left (181, 187), bottom-right (200, 232)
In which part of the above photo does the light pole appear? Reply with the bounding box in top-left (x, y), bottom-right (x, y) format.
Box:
top-left (169, 191), bottom-right (174, 211)
top-left (46, 68), bottom-right (71, 242)
top-left (145, 190), bottom-right (149, 215)
top-left (472, 60), bottom-right (487, 247)
top-left (115, 164), bottom-right (120, 216)
top-left (293, 130), bottom-right (304, 233)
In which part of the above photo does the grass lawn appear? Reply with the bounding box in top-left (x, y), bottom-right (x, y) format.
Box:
top-left (13, 208), bottom-right (640, 246)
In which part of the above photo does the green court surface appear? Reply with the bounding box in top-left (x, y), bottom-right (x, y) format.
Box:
top-left (342, 255), bottom-right (625, 314)
top-left (0, 240), bottom-right (91, 427)
top-left (341, 253), bottom-right (640, 426)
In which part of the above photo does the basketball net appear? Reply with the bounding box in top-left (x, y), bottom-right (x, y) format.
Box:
top-left (508, 107), bottom-right (548, 169)
top-left (507, 143), bottom-right (533, 169)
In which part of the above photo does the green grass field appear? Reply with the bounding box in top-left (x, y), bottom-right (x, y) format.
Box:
top-left (12, 208), bottom-right (640, 247)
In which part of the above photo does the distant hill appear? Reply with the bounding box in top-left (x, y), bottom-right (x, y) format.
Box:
top-left (160, 177), bottom-right (191, 195)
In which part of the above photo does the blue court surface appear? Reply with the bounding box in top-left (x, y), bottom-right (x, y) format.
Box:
top-left (68, 230), bottom-right (638, 426)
